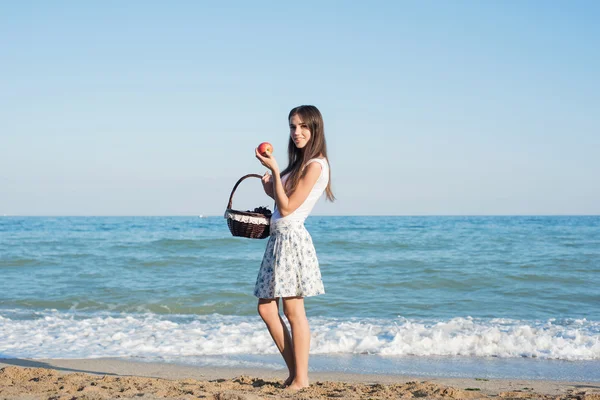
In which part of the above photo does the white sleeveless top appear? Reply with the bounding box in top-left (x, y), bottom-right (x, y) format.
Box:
top-left (271, 158), bottom-right (329, 224)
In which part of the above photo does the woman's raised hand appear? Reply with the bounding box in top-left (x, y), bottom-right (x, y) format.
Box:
top-left (255, 148), bottom-right (279, 174)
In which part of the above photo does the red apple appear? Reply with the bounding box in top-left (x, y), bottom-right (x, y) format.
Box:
top-left (258, 142), bottom-right (273, 156)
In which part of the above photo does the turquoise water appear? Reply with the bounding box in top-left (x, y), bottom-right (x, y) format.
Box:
top-left (1, 216), bottom-right (599, 380)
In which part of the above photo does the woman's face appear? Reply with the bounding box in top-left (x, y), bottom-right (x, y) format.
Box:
top-left (289, 114), bottom-right (311, 149)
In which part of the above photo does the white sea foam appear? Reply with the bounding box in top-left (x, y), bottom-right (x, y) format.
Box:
top-left (0, 311), bottom-right (598, 360)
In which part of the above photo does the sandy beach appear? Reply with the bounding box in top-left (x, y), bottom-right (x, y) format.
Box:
top-left (1, 358), bottom-right (599, 399)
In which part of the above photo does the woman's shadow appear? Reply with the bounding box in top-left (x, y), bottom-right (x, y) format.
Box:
top-left (0, 356), bottom-right (118, 376)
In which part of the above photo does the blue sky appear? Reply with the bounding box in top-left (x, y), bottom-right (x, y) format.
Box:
top-left (1, 1), bottom-right (599, 216)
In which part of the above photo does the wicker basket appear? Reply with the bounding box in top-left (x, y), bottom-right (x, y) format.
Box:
top-left (224, 174), bottom-right (272, 239)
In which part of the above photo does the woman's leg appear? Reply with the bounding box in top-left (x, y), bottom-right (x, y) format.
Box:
top-left (282, 296), bottom-right (310, 389)
top-left (257, 298), bottom-right (295, 385)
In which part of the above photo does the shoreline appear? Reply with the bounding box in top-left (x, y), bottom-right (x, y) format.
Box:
top-left (2, 358), bottom-right (599, 399)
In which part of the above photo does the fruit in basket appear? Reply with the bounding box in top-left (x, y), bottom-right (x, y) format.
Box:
top-left (258, 142), bottom-right (273, 156)
top-left (247, 206), bottom-right (272, 216)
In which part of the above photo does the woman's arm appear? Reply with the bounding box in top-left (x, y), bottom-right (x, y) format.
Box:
top-left (271, 162), bottom-right (321, 217)
top-left (255, 148), bottom-right (322, 216)
top-left (261, 172), bottom-right (275, 199)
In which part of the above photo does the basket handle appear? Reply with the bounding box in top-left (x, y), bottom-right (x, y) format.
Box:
top-left (226, 174), bottom-right (263, 210)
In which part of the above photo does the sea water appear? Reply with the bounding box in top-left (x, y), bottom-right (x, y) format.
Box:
top-left (1, 216), bottom-right (599, 380)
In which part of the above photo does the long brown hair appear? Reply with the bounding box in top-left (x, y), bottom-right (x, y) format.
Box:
top-left (280, 105), bottom-right (335, 202)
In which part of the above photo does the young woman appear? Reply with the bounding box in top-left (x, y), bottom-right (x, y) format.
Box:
top-left (254, 105), bottom-right (335, 390)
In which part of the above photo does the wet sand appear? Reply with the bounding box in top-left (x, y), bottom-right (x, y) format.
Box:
top-left (1, 358), bottom-right (599, 399)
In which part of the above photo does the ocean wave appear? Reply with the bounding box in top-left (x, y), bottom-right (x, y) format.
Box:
top-left (0, 258), bottom-right (47, 267)
top-left (0, 311), bottom-right (598, 361)
top-left (150, 238), bottom-right (247, 251)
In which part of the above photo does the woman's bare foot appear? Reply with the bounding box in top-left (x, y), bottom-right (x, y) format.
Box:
top-left (283, 375), bottom-right (294, 387)
top-left (285, 379), bottom-right (309, 391)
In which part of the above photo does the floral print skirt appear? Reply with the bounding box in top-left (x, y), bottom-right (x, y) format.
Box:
top-left (253, 218), bottom-right (325, 299)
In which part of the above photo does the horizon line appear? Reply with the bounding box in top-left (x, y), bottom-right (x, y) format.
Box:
top-left (2, 214), bottom-right (599, 218)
